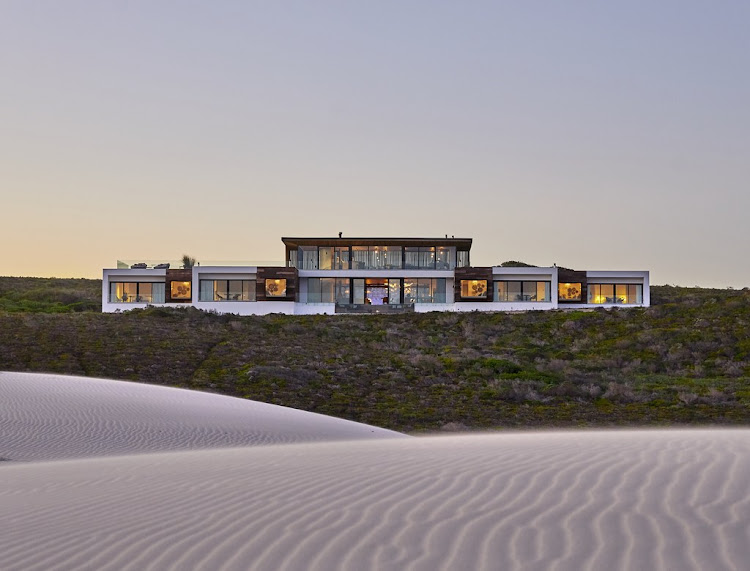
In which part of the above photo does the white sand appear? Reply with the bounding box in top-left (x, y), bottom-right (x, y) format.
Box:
top-left (2, 373), bottom-right (749, 570)
top-left (0, 371), bottom-right (405, 461)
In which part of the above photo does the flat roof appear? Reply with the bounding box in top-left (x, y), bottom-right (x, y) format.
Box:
top-left (282, 237), bottom-right (473, 249)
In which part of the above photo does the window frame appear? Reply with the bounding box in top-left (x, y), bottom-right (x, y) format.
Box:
top-left (265, 278), bottom-right (287, 298)
top-left (109, 282), bottom-right (165, 304)
top-left (494, 281), bottom-right (551, 302)
top-left (558, 282), bottom-right (583, 302)
top-left (460, 279), bottom-right (488, 299)
top-left (199, 279), bottom-right (256, 302)
top-left (588, 283), bottom-right (643, 305)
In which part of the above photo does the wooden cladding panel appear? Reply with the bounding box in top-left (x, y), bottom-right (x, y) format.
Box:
top-left (557, 269), bottom-right (588, 304)
top-left (256, 267), bottom-right (298, 302)
top-left (454, 267), bottom-right (494, 302)
top-left (165, 269), bottom-right (193, 303)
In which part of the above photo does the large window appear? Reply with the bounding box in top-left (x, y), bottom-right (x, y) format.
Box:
top-left (294, 246), bottom-right (350, 269)
top-left (334, 247), bottom-right (349, 270)
top-left (199, 280), bottom-right (255, 301)
top-left (436, 247), bottom-right (453, 270)
top-left (460, 279), bottom-right (488, 299)
top-left (372, 246), bottom-right (402, 269)
top-left (318, 247), bottom-right (334, 270)
top-left (558, 282), bottom-right (582, 301)
top-left (457, 250), bottom-right (470, 268)
top-left (335, 278), bottom-right (350, 303)
top-left (170, 281), bottom-right (191, 300)
top-left (308, 277), bottom-right (344, 303)
top-left (109, 282), bottom-right (165, 303)
top-left (351, 247), bottom-right (368, 269)
top-left (404, 278), bottom-right (447, 303)
top-left (495, 281), bottom-right (551, 302)
top-left (351, 246), bottom-right (402, 269)
top-left (388, 279), bottom-right (402, 304)
top-left (588, 283), bottom-right (643, 304)
top-left (353, 279), bottom-right (365, 304)
top-left (265, 279), bottom-right (287, 297)
top-left (294, 245), bottom-right (455, 270)
top-left (300, 247), bottom-right (318, 270)
top-left (404, 247), bottom-right (437, 269)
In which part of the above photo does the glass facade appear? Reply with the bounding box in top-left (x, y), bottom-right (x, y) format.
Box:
top-left (389, 279), bottom-right (402, 304)
top-left (199, 280), bottom-right (255, 301)
top-left (334, 247), bottom-right (349, 269)
top-left (404, 247), bottom-right (440, 269)
top-left (404, 278), bottom-right (447, 303)
top-left (308, 277), bottom-right (335, 303)
top-left (460, 279), bottom-right (488, 298)
top-left (351, 247), bottom-right (368, 269)
top-left (300, 247), bottom-right (318, 270)
top-left (109, 282), bottom-right (165, 303)
top-left (352, 279), bottom-right (365, 304)
top-left (457, 250), bottom-right (470, 268)
top-left (335, 278), bottom-right (350, 303)
top-left (307, 277), bottom-right (445, 304)
top-left (495, 281), bottom-right (551, 302)
top-left (588, 283), bottom-right (643, 304)
top-left (318, 247), bottom-right (333, 270)
top-left (436, 247), bottom-right (452, 270)
top-left (296, 245), bottom-right (455, 270)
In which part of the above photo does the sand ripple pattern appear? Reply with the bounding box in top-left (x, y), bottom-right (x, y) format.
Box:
top-left (2, 430), bottom-right (749, 570)
top-left (0, 372), bottom-right (404, 462)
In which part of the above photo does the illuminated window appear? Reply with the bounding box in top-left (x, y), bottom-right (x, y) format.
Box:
top-left (265, 279), bottom-right (287, 297)
top-left (170, 281), bottom-right (192, 300)
top-left (460, 279), bottom-right (488, 298)
top-left (558, 283), bottom-right (582, 301)
top-left (109, 282), bottom-right (165, 303)
top-left (588, 284), bottom-right (643, 304)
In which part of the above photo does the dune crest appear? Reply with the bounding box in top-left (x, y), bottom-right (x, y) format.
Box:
top-left (0, 371), bottom-right (405, 462)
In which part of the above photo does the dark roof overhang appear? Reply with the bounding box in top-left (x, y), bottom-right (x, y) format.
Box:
top-left (281, 237), bottom-right (473, 249)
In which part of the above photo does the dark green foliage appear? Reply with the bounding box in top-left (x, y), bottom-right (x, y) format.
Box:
top-left (0, 277), bottom-right (101, 313)
top-left (0, 283), bottom-right (748, 431)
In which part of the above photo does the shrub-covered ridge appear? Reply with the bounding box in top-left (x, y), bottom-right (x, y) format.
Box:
top-left (0, 284), bottom-right (748, 431)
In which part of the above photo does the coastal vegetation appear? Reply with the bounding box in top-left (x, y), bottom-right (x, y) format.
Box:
top-left (0, 277), bottom-right (748, 431)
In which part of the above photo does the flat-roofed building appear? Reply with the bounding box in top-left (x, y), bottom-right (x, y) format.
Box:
top-left (102, 236), bottom-right (649, 315)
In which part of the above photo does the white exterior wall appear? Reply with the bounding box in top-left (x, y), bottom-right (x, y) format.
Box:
top-left (578, 270), bottom-right (650, 308)
top-left (489, 266), bottom-right (559, 310)
top-left (195, 301), bottom-right (296, 315)
top-left (103, 265), bottom-right (649, 314)
top-left (294, 303), bottom-right (336, 315)
top-left (102, 268), bottom-right (168, 313)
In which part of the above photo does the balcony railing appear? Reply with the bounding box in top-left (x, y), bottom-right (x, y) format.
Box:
top-left (116, 260), bottom-right (283, 269)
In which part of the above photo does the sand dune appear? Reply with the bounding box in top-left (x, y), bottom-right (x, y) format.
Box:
top-left (0, 372), bottom-right (405, 461)
top-left (3, 429), bottom-right (750, 570)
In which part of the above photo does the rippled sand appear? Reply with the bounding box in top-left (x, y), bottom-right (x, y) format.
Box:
top-left (0, 371), bottom-right (404, 462)
top-left (2, 373), bottom-right (749, 570)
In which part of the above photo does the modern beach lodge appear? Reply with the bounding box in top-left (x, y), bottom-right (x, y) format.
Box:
top-left (102, 236), bottom-right (650, 315)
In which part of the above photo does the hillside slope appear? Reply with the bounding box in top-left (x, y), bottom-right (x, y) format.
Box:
top-left (1, 284), bottom-right (748, 430)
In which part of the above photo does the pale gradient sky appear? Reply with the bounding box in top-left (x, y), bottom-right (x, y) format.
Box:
top-left (2, 1), bottom-right (748, 286)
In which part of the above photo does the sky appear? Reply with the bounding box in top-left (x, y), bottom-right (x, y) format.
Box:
top-left (1, 1), bottom-right (748, 287)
